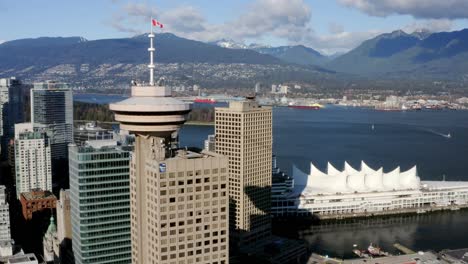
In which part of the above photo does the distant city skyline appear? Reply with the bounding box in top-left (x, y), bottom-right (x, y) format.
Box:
top-left (2, 0), bottom-right (468, 54)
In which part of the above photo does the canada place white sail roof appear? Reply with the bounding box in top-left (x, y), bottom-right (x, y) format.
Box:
top-left (292, 161), bottom-right (420, 195)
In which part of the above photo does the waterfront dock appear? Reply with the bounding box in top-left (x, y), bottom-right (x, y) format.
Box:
top-left (314, 204), bottom-right (468, 221)
top-left (307, 253), bottom-right (343, 264)
top-left (393, 243), bottom-right (415, 254)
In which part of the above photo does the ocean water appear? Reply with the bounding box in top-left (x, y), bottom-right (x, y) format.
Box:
top-left (76, 94), bottom-right (468, 257)
top-left (181, 105), bottom-right (468, 181)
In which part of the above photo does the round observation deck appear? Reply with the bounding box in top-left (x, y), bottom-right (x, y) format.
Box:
top-left (109, 85), bottom-right (191, 135)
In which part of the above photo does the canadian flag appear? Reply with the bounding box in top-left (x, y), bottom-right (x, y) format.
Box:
top-left (152, 19), bottom-right (164, 28)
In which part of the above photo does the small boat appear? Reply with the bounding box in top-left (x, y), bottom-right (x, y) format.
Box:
top-left (353, 243), bottom-right (391, 258)
top-left (353, 249), bottom-right (370, 258)
top-left (371, 124), bottom-right (375, 131)
top-left (446, 133), bottom-right (451, 138)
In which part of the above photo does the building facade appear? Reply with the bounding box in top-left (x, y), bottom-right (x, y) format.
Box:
top-left (31, 81), bottom-right (73, 186)
top-left (0, 77), bottom-right (24, 159)
top-left (57, 189), bottom-right (71, 245)
top-left (69, 139), bottom-right (132, 264)
top-left (56, 189), bottom-right (74, 264)
top-left (74, 122), bottom-right (113, 146)
top-left (204, 134), bottom-right (216, 152)
top-left (129, 149), bottom-right (229, 264)
top-left (0, 186), bottom-right (11, 243)
top-left (215, 99), bottom-right (273, 247)
top-left (14, 124), bottom-right (52, 199)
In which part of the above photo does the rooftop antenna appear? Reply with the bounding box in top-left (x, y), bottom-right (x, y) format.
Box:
top-left (148, 17), bottom-right (156, 86)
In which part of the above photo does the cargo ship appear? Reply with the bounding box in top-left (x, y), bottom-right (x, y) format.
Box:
top-left (194, 98), bottom-right (216, 104)
top-left (288, 103), bottom-right (323, 110)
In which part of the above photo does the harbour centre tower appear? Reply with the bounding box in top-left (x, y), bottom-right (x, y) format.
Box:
top-left (110, 25), bottom-right (229, 264)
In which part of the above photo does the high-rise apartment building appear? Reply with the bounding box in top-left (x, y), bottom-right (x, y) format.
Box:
top-left (215, 99), bottom-right (273, 247)
top-left (31, 81), bottom-right (73, 159)
top-left (69, 139), bottom-right (133, 264)
top-left (0, 186), bottom-right (11, 243)
top-left (109, 26), bottom-right (229, 264)
top-left (0, 77), bottom-right (24, 159)
top-left (14, 123), bottom-right (52, 199)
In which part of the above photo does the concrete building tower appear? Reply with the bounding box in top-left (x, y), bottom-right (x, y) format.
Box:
top-left (55, 189), bottom-right (73, 264)
top-left (215, 98), bottom-right (273, 248)
top-left (110, 23), bottom-right (229, 264)
top-left (14, 123), bottom-right (52, 199)
top-left (56, 189), bottom-right (71, 246)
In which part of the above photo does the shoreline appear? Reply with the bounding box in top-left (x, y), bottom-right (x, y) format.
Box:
top-left (273, 204), bottom-right (468, 222)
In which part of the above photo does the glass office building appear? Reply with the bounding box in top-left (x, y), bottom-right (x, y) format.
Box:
top-left (0, 77), bottom-right (24, 159)
top-left (69, 139), bottom-right (132, 264)
top-left (31, 81), bottom-right (73, 161)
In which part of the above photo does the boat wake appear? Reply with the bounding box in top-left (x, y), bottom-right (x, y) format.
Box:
top-left (426, 129), bottom-right (451, 139)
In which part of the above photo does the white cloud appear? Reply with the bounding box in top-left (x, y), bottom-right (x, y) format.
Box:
top-left (107, 0), bottom-right (459, 55)
top-left (403, 19), bottom-right (453, 33)
top-left (337, 0), bottom-right (468, 19)
top-left (160, 6), bottom-right (206, 33)
top-left (110, 0), bottom-right (313, 43)
top-left (0, 40), bottom-right (5, 44)
top-left (307, 30), bottom-right (383, 55)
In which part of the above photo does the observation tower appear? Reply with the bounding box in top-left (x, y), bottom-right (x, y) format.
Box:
top-left (109, 22), bottom-right (193, 263)
top-left (109, 25), bottom-right (191, 158)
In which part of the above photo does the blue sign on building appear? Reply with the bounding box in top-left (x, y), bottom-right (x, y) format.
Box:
top-left (159, 163), bottom-right (166, 173)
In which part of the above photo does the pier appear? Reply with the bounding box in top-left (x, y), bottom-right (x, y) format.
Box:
top-left (393, 243), bottom-right (415, 254)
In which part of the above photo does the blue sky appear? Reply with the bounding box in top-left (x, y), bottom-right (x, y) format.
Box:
top-left (1, 0), bottom-right (468, 54)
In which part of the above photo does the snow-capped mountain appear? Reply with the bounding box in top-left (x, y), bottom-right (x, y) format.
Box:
top-left (209, 39), bottom-right (248, 49)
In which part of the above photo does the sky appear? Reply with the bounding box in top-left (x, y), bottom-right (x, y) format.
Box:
top-left (1, 0), bottom-right (468, 54)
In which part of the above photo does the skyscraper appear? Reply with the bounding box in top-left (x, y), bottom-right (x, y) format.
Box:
top-left (0, 77), bottom-right (24, 159)
top-left (110, 25), bottom-right (229, 264)
top-left (0, 185), bottom-right (12, 258)
top-left (31, 81), bottom-right (73, 159)
top-left (69, 139), bottom-right (133, 264)
top-left (215, 98), bottom-right (273, 248)
top-left (31, 81), bottom-right (73, 187)
top-left (0, 186), bottom-right (11, 242)
top-left (14, 123), bottom-right (52, 199)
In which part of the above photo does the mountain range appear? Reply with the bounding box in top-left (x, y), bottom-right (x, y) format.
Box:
top-left (208, 39), bottom-right (330, 66)
top-left (1, 29), bottom-right (468, 87)
top-left (0, 33), bottom-right (282, 69)
top-left (327, 29), bottom-right (468, 79)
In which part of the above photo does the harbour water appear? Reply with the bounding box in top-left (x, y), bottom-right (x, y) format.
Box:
top-left (76, 94), bottom-right (468, 258)
top-left (180, 105), bottom-right (468, 181)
